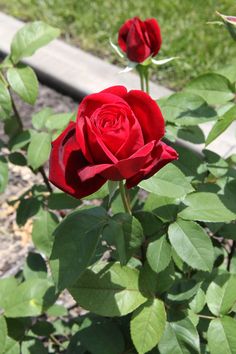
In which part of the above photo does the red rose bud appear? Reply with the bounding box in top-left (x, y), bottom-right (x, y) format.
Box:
top-left (118, 17), bottom-right (162, 63)
top-left (49, 86), bottom-right (178, 199)
top-left (216, 11), bottom-right (236, 41)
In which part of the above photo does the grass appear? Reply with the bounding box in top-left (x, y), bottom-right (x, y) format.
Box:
top-left (1, 0), bottom-right (236, 89)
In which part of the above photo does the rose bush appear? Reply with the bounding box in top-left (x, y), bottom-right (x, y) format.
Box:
top-left (1, 15), bottom-right (236, 354)
top-left (49, 85), bottom-right (178, 199)
top-left (118, 17), bottom-right (162, 63)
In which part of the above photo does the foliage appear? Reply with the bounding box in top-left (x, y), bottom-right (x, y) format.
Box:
top-left (0, 17), bottom-right (236, 354)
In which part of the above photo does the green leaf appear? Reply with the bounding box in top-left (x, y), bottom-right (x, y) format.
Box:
top-left (134, 211), bottom-right (163, 238)
top-left (140, 164), bottom-right (193, 199)
top-left (0, 82), bottom-right (12, 120)
top-left (207, 317), bottom-right (236, 354)
top-left (105, 213), bottom-right (144, 265)
top-left (206, 105), bottom-right (236, 145)
top-left (174, 145), bottom-right (206, 181)
top-left (159, 92), bottom-right (217, 126)
top-left (147, 234), bottom-right (172, 273)
top-left (10, 21), bottom-right (60, 63)
top-left (206, 273), bottom-right (236, 316)
top-left (32, 107), bottom-right (54, 130)
top-left (204, 149), bottom-right (228, 177)
top-left (21, 339), bottom-right (47, 354)
top-left (27, 131), bottom-right (51, 169)
top-left (189, 288), bottom-right (206, 314)
top-left (8, 152), bottom-right (27, 166)
top-left (168, 219), bottom-right (214, 272)
top-left (7, 65), bottom-right (38, 104)
top-left (16, 197), bottom-right (40, 226)
top-left (45, 112), bottom-right (74, 131)
top-left (4, 279), bottom-right (56, 317)
top-left (5, 318), bottom-right (31, 342)
top-left (8, 130), bottom-right (32, 151)
top-left (23, 252), bottom-right (47, 280)
top-left (0, 156), bottom-right (8, 193)
top-left (32, 209), bottom-right (58, 257)
top-left (0, 277), bottom-right (18, 309)
top-left (46, 304), bottom-right (67, 317)
top-left (158, 317), bottom-right (200, 354)
top-left (0, 316), bottom-right (7, 354)
top-left (73, 320), bottom-right (125, 354)
top-left (179, 192), bottom-right (236, 222)
top-left (144, 195), bottom-right (179, 223)
top-left (47, 192), bottom-right (81, 209)
top-left (50, 207), bottom-right (108, 291)
top-left (167, 279), bottom-right (200, 303)
top-left (140, 261), bottom-right (175, 297)
top-left (31, 320), bottom-right (55, 336)
top-left (3, 337), bottom-right (20, 354)
top-left (176, 125), bottom-right (205, 145)
top-left (68, 262), bottom-right (146, 317)
top-left (185, 73), bottom-right (235, 105)
top-left (131, 299), bottom-right (166, 354)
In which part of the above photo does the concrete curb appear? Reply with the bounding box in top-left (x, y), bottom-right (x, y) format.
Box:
top-left (0, 12), bottom-right (235, 158)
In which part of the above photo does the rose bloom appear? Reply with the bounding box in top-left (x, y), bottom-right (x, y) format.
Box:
top-left (49, 86), bottom-right (178, 199)
top-left (118, 17), bottom-right (162, 63)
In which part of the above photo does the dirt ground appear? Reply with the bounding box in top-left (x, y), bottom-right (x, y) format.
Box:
top-left (0, 84), bottom-right (77, 277)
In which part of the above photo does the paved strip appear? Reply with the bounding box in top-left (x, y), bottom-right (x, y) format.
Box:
top-left (0, 11), bottom-right (235, 157)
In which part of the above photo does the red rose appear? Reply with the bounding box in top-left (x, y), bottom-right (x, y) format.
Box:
top-left (118, 17), bottom-right (162, 63)
top-left (49, 86), bottom-right (177, 199)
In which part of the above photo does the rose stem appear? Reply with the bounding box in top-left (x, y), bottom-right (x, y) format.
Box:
top-left (119, 180), bottom-right (132, 215)
top-left (38, 166), bottom-right (53, 194)
top-left (144, 67), bottom-right (150, 94)
top-left (136, 65), bottom-right (145, 91)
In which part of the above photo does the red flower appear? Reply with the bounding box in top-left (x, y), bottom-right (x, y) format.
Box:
top-left (49, 86), bottom-right (178, 199)
top-left (118, 17), bottom-right (162, 63)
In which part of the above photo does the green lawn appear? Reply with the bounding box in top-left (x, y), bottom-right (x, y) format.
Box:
top-left (1, 0), bottom-right (236, 89)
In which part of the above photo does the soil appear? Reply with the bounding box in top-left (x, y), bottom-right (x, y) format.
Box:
top-left (0, 83), bottom-right (77, 278)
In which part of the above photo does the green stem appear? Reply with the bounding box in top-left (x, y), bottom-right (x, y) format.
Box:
top-left (136, 65), bottom-right (150, 94)
top-left (136, 65), bottom-right (144, 91)
top-left (38, 166), bottom-right (53, 194)
top-left (139, 70), bottom-right (144, 91)
top-left (119, 180), bottom-right (132, 215)
top-left (144, 67), bottom-right (150, 94)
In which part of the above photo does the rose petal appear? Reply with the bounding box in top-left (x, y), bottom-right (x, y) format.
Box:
top-left (77, 92), bottom-right (127, 119)
top-left (76, 90), bottom-right (130, 161)
top-left (126, 18), bottom-right (151, 63)
top-left (126, 142), bottom-right (178, 188)
top-left (101, 85), bottom-right (128, 98)
top-left (124, 90), bottom-right (165, 142)
top-left (83, 115), bottom-right (118, 163)
top-left (90, 102), bottom-right (144, 159)
top-left (118, 18), bottom-right (136, 52)
top-left (79, 141), bottom-right (156, 182)
top-left (49, 122), bottom-right (106, 199)
top-left (144, 19), bottom-right (162, 57)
